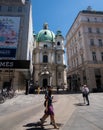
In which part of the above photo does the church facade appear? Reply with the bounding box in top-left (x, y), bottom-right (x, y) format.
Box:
top-left (33, 23), bottom-right (67, 88)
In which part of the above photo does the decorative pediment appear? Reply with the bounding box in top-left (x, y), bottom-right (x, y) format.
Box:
top-left (39, 66), bottom-right (52, 76)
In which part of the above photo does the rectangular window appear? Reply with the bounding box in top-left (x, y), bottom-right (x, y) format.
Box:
top-left (90, 39), bottom-right (94, 46)
top-left (96, 28), bottom-right (100, 34)
top-left (98, 39), bottom-right (103, 46)
top-left (8, 6), bottom-right (12, 12)
top-left (94, 18), bottom-right (97, 22)
top-left (101, 52), bottom-right (103, 61)
top-left (87, 18), bottom-right (90, 22)
top-left (78, 31), bottom-right (81, 37)
top-left (88, 27), bottom-right (92, 33)
top-left (92, 52), bottom-right (97, 61)
top-left (0, 6), bottom-right (1, 11)
top-left (18, 7), bottom-right (22, 12)
top-left (43, 55), bottom-right (48, 63)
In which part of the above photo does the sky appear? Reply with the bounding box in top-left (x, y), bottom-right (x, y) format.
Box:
top-left (31, 0), bottom-right (103, 64)
top-left (31, 0), bottom-right (103, 38)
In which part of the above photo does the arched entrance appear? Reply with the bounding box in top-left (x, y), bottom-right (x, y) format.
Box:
top-left (38, 66), bottom-right (52, 88)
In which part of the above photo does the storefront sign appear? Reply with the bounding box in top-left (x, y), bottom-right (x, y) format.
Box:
top-left (0, 60), bottom-right (30, 69)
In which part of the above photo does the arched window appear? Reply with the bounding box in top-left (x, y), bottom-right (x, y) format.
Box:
top-left (44, 44), bottom-right (47, 48)
top-left (43, 55), bottom-right (48, 63)
top-left (57, 41), bottom-right (60, 46)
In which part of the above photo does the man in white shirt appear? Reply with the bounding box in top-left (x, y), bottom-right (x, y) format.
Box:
top-left (83, 85), bottom-right (90, 105)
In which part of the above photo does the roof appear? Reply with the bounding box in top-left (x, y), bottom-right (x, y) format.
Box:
top-left (36, 23), bottom-right (55, 43)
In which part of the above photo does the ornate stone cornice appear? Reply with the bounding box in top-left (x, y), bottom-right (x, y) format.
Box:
top-left (0, 0), bottom-right (25, 5)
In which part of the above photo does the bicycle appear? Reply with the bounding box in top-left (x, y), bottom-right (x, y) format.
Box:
top-left (0, 92), bottom-right (5, 104)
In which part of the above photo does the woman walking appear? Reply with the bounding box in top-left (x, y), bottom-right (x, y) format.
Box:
top-left (40, 86), bottom-right (58, 129)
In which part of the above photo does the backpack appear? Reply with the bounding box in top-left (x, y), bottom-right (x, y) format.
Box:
top-left (83, 88), bottom-right (89, 95)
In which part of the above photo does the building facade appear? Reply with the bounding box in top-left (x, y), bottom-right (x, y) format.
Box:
top-left (0, 0), bottom-right (34, 91)
top-left (33, 23), bottom-right (67, 89)
top-left (65, 7), bottom-right (103, 92)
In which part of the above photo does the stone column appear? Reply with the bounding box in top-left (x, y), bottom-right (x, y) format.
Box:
top-left (13, 71), bottom-right (20, 91)
top-left (40, 52), bottom-right (42, 63)
top-left (52, 52), bottom-right (55, 63)
top-left (36, 53), bottom-right (39, 63)
top-left (86, 68), bottom-right (96, 91)
top-left (48, 52), bottom-right (51, 63)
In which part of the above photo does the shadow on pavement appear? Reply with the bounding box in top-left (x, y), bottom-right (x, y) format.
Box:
top-left (23, 122), bottom-right (45, 130)
top-left (23, 122), bottom-right (62, 130)
top-left (74, 103), bottom-right (86, 106)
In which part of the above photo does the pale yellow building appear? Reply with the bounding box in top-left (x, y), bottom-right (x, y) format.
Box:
top-left (65, 7), bottom-right (103, 92)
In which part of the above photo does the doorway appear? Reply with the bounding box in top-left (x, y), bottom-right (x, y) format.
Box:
top-left (43, 78), bottom-right (48, 88)
top-left (96, 77), bottom-right (101, 89)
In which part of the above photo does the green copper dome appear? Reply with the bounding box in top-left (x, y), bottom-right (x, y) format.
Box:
top-left (36, 23), bottom-right (55, 43)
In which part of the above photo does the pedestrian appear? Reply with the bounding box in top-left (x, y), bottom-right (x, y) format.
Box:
top-left (81, 84), bottom-right (90, 105)
top-left (37, 86), bottom-right (40, 94)
top-left (81, 85), bottom-right (86, 104)
top-left (40, 85), bottom-right (58, 129)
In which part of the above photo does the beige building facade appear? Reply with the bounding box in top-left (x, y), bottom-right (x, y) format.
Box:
top-left (33, 23), bottom-right (67, 89)
top-left (65, 7), bottom-right (103, 92)
top-left (0, 0), bottom-right (34, 91)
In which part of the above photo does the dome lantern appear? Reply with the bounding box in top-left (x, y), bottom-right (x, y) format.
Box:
top-left (43, 23), bottom-right (48, 29)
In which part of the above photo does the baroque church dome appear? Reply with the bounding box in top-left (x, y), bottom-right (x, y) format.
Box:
top-left (36, 23), bottom-right (55, 43)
